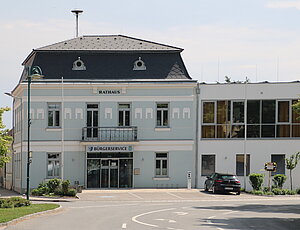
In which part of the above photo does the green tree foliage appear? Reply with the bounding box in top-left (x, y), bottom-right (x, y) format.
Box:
top-left (0, 107), bottom-right (12, 168)
top-left (286, 152), bottom-right (300, 190)
top-left (292, 99), bottom-right (300, 120)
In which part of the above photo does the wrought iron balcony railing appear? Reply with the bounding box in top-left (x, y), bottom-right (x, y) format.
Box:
top-left (82, 126), bottom-right (138, 142)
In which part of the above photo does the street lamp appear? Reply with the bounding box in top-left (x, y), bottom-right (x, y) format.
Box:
top-left (4, 93), bottom-right (23, 191)
top-left (26, 66), bottom-right (43, 200)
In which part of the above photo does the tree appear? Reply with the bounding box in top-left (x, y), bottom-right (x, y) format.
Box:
top-left (0, 107), bottom-right (12, 168)
top-left (292, 99), bottom-right (300, 120)
top-left (285, 152), bottom-right (300, 190)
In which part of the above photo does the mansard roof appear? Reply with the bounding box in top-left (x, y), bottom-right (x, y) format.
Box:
top-left (20, 35), bottom-right (191, 82)
top-left (35, 35), bottom-right (183, 52)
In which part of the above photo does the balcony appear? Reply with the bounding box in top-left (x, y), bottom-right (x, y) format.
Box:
top-left (82, 126), bottom-right (138, 142)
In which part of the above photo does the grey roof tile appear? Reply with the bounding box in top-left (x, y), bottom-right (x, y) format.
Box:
top-left (36, 35), bottom-right (182, 52)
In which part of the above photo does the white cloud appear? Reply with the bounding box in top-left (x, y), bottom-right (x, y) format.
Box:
top-left (266, 1), bottom-right (300, 10)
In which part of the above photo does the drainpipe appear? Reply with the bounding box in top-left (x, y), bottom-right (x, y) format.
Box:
top-left (195, 83), bottom-right (200, 188)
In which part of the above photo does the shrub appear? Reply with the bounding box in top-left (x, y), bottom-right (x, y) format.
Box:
top-left (62, 180), bottom-right (70, 195)
top-left (66, 188), bottom-right (77, 197)
top-left (287, 190), bottom-right (296, 195)
top-left (263, 187), bottom-right (270, 192)
top-left (272, 174), bottom-right (287, 189)
top-left (0, 197), bottom-right (31, 208)
top-left (46, 178), bottom-right (61, 193)
top-left (296, 188), bottom-right (300, 194)
top-left (249, 173), bottom-right (264, 191)
top-left (250, 190), bottom-right (264, 195)
top-left (32, 183), bottom-right (49, 196)
top-left (264, 191), bottom-right (274, 196)
top-left (272, 188), bottom-right (283, 195)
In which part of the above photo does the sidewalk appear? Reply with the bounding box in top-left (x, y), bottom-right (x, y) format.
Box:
top-left (0, 187), bottom-right (20, 198)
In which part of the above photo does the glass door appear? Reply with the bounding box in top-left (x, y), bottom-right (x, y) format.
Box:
top-left (87, 159), bottom-right (100, 188)
top-left (110, 160), bottom-right (119, 188)
top-left (87, 104), bottom-right (99, 138)
top-left (101, 160), bottom-right (109, 188)
top-left (119, 159), bottom-right (133, 188)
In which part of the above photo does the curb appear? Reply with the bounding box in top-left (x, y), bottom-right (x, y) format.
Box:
top-left (0, 205), bottom-right (63, 228)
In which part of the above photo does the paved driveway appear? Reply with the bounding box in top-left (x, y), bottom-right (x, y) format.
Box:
top-left (2, 189), bottom-right (300, 230)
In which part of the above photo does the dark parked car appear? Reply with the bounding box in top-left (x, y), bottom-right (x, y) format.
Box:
top-left (204, 173), bottom-right (241, 195)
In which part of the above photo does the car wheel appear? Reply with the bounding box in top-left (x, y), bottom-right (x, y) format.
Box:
top-left (236, 191), bottom-right (240, 195)
top-left (204, 185), bottom-right (208, 192)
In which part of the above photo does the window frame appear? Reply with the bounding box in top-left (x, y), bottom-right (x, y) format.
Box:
top-left (118, 103), bottom-right (131, 127)
top-left (201, 154), bottom-right (215, 176)
top-left (47, 103), bottom-right (61, 128)
top-left (155, 152), bottom-right (168, 177)
top-left (156, 103), bottom-right (170, 128)
top-left (47, 153), bottom-right (61, 178)
top-left (236, 154), bottom-right (250, 176)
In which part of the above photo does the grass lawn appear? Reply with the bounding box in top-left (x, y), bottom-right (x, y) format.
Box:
top-left (0, 203), bottom-right (59, 223)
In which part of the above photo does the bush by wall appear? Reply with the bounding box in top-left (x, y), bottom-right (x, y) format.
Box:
top-left (272, 174), bottom-right (287, 189)
top-left (31, 179), bottom-right (77, 197)
top-left (249, 173), bottom-right (264, 191)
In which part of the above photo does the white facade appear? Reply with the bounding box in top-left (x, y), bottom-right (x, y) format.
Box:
top-left (197, 82), bottom-right (300, 190)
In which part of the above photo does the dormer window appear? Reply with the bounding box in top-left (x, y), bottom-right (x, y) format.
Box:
top-left (133, 57), bottom-right (146, 71)
top-left (72, 57), bottom-right (86, 71)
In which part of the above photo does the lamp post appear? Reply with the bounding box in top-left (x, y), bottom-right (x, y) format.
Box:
top-left (26, 66), bottom-right (43, 200)
top-left (4, 93), bottom-right (23, 191)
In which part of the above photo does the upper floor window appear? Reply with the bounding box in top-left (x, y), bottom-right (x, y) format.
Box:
top-left (48, 103), bottom-right (60, 127)
top-left (202, 99), bottom-right (299, 139)
top-left (119, 104), bottom-right (130, 126)
top-left (156, 103), bottom-right (169, 127)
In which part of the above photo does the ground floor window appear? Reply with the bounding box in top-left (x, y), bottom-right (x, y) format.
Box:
top-left (271, 154), bottom-right (285, 175)
top-left (47, 153), bottom-right (60, 178)
top-left (201, 155), bottom-right (215, 176)
top-left (155, 153), bottom-right (168, 177)
top-left (236, 154), bottom-right (250, 176)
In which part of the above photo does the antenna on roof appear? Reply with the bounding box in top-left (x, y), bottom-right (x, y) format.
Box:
top-left (71, 9), bottom-right (83, 38)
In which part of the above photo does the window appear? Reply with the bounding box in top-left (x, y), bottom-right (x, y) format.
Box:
top-left (271, 154), bottom-right (285, 175)
top-left (277, 101), bottom-right (290, 137)
top-left (156, 103), bottom-right (169, 127)
top-left (262, 100), bottom-right (275, 138)
top-left (201, 155), bottom-right (215, 176)
top-left (292, 100), bottom-right (300, 137)
top-left (247, 100), bottom-right (260, 138)
top-left (48, 103), bottom-right (60, 127)
top-left (236, 154), bottom-right (250, 176)
top-left (119, 104), bottom-right (130, 126)
top-left (155, 153), bottom-right (168, 177)
top-left (87, 104), bottom-right (99, 138)
top-left (47, 153), bottom-right (60, 177)
top-left (202, 102), bottom-right (216, 138)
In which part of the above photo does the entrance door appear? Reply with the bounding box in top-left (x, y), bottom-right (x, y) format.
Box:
top-left (101, 159), bottom-right (119, 188)
top-left (87, 104), bottom-right (98, 139)
top-left (87, 159), bottom-right (100, 188)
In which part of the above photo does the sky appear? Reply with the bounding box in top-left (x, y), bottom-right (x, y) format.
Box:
top-left (1, 0), bottom-right (300, 127)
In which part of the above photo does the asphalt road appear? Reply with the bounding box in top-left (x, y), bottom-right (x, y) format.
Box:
top-left (3, 190), bottom-right (300, 230)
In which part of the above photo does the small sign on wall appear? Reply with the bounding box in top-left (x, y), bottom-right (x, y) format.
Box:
top-left (134, 168), bottom-right (141, 175)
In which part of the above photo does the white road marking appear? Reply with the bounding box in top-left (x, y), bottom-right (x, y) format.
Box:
top-left (173, 212), bottom-right (188, 216)
top-left (208, 215), bottom-right (216, 219)
top-left (224, 211), bottom-right (238, 215)
top-left (166, 192), bottom-right (184, 199)
top-left (128, 192), bottom-right (144, 200)
top-left (122, 223), bottom-right (127, 229)
top-left (168, 219), bottom-right (176, 223)
top-left (131, 208), bottom-right (175, 228)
